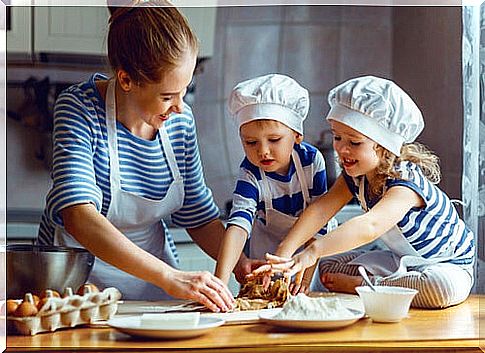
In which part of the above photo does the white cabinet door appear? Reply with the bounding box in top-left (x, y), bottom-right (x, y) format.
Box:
top-left (33, 5), bottom-right (215, 57)
top-left (34, 6), bottom-right (109, 55)
top-left (178, 6), bottom-right (216, 58)
top-left (7, 6), bottom-right (32, 53)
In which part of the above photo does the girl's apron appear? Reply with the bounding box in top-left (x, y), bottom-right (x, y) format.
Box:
top-left (54, 79), bottom-right (184, 300)
top-left (249, 150), bottom-right (336, 259)
top-left (348, 177), bottom-right (456, 280)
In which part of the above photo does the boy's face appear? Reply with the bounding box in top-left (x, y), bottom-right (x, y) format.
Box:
top-left (240, 120), bottom-right (302, 175)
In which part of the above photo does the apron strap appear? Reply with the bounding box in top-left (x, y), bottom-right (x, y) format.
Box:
top-left (158, 127), bottom-right (182, 182)
top-left (259, 149), bottom-right (311, 212)
top-left (106, 79), bottom-right (122, 190)
top-left (292, 149), bottom-right (310, 209)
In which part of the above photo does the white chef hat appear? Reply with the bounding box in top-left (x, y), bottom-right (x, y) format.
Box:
top-left (228, 74), bottom-right (309, 135)
top-left (326, 75), bottom-right (424, 156)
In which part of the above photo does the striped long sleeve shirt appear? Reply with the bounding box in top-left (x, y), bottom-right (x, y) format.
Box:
top-left (343, 161), bottom-right (475, 267)
top-left (38, 73), bottom-right (220, 256)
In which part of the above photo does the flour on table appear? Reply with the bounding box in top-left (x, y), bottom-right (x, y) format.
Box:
top-left (273, 293), bottom-right (353, 320)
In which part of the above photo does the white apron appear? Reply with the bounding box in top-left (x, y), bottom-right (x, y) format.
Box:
top-left (249, 150), bottom-right (312, 260)
top-left (55, 79), bottom-right (184, 300)
top-left (348, 177), bottom-right (456, 280)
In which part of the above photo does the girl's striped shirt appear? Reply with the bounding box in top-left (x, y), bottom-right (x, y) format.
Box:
top-left (343, 161), bottom-right (475, 268)
top-left (38, 73), bottom-right (220, 258)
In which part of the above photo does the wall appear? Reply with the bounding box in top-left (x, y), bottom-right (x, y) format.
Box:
top-left (193, 5), bottom-right (392, 211)
top-left (6, 5), bottom-right (463, 214)
top-left (392, 7), bottom-right (463, 200)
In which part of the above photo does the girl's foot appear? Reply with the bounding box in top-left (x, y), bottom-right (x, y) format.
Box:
top-left (320, 273), bottom-right (363, 294)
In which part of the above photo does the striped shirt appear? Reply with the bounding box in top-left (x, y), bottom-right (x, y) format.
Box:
top-left (228, 142), bottom-right (330, 237)
top-left (343, 161), bottom-right (475, 267)
top-left (38, 73), bottom-right (220, 257)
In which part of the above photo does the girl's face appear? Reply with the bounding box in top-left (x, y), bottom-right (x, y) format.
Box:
top-left (330, 120), bottom-right (381, 181)
top-left (118, 52), bottom-right (197, 130)
top-left (240, 120), bottom-right (303, 175)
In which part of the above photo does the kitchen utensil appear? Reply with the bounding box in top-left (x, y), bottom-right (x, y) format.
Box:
top-left (355, 286), bottom-right (418, 323)
top-left (7, 244), bottom-right (95, 299)
top-left (358, 266), bottom-right (376, 291)
top-left (108, 316), bottom-right (225, 339)
top-left (259, 308), bottom-right (364, 330)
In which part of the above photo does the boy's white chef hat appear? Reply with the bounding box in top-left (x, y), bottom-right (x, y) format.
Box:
top-left (326, 75), bottom-right (424, 156)
top-left (228, 74), bottom-right (309, 134)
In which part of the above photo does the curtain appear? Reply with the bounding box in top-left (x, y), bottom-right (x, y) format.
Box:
top-left (462, 5), bottom-right (483, 292)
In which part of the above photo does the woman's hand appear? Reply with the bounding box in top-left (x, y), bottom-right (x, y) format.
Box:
top-left (165, 269), bottom-right (235, 312)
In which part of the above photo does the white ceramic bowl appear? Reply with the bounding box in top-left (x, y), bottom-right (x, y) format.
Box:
top-left (355, 286), bottom-right (418, 323)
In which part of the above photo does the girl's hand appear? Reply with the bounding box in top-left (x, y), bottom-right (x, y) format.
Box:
top-left (233, 256), bottom-right (267, 284)
top-left (249, 250), bottom-right (318, 282)
top-left (289, 271), bottom-right (312, 295)
top-left (165, 269), bottom-right (235, 312)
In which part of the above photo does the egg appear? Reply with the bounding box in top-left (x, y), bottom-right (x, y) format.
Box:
top-left (77, 283), bottom-right (99, 295)
top-left (14, 293), bottom-right (39, 317)
top-left (5, 299), bottom-right (19, 316)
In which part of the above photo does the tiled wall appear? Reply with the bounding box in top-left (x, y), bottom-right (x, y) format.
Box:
top-left (193, 5), bottom-right (393, 211)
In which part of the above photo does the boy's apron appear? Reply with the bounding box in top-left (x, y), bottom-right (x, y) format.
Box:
top-left (348, 178), bottom-right (456, 279)
top-left (54, 79), bottom-right (183, 300)
top-left (249, 150), bottom-right (337, 259)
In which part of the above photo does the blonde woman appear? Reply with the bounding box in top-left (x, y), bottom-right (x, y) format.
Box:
top-left (37, 1), bottom-right (234, 311)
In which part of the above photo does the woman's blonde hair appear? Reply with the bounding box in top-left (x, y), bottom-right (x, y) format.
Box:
top-left (370, 142), bottom-right (441, 197)
top-left (107, 0), bottom-right (199, 85)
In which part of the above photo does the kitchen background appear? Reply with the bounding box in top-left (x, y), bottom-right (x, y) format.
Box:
top-left (5, 4), bottom-right (484, 295)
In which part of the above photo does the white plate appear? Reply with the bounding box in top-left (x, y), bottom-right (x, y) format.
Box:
top-left (259, 308), bottom-right (365, 330)
top-left (108, 315), bottom-right (225, 339)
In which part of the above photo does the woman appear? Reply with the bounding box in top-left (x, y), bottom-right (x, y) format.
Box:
top-left (37, 1), bottom-right (234, 312)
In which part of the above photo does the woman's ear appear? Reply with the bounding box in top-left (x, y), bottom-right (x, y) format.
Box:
top-left (116, 69), bottom-right (133, 92)
top-left (295, 133), bottom-right (303, 144)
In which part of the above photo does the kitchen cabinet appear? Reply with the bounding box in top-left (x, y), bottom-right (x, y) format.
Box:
top-left (7, 4), bottom-right (216, 58)
top-left (6, 6), bottom-right (31, 53)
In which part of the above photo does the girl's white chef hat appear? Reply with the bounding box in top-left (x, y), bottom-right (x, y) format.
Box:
top-left (326, 75), bottom-right (424, 156)
top-left (228, 74), bottom-right (309, 135)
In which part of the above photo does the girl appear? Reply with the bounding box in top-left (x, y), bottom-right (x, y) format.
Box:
top-left (254, 75), bottom-right (475, 308)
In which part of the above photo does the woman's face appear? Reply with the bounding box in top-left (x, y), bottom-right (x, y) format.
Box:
top-left (119, 52), bottom-right (197, 130)
top-left (330, 120), bottom-right (381, 180)
top-left (240, 120), bottom-right (302, 175)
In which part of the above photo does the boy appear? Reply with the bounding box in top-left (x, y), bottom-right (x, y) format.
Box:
top-left (215, 74), bottom-right (336, 293)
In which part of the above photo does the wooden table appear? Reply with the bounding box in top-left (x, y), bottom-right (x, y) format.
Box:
top-left (7, 295), bottom-right (484, 353)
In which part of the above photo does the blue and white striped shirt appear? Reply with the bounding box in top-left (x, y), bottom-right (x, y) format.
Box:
top-left (38, 73), bottom-right (220, 255)
top-left (228, 142), bottom-right (329, 237)
top-left (343, 161), bottom-right (475, 267)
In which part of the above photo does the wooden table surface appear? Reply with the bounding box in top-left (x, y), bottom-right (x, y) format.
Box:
top-left (7, 295), bottom-right (484, 353)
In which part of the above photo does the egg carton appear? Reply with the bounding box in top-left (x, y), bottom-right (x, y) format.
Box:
top-left (7, 287), bottom-right (122, 336)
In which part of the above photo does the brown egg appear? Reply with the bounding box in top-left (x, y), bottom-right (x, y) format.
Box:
top-left (77, 283), bottom-right (99, 295)
top-left (14, 293), bottom-right (39, 317)
top-left (5, 300), bottom-right (19, 316)
top-left (40, 289), bottom-right (61, 299)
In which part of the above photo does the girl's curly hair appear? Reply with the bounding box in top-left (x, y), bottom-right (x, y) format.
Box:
top-left (370, 142), bottom-right (441, 197)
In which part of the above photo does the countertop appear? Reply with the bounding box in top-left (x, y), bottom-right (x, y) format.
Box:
top-left (7, 295), bottom-right (483, 353)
